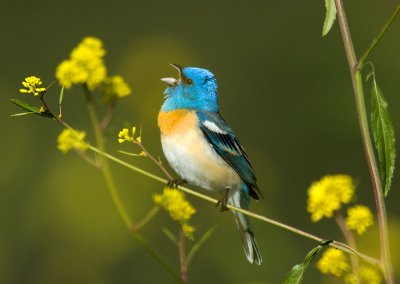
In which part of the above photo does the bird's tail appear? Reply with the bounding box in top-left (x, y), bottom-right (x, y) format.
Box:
top-left (228, 184), bottom-right (262, 265)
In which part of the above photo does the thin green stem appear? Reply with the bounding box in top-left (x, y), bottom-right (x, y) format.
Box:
top-left (178, 229), bottom-right (188, 283)
top-left (335, 212), bottom-right (359, 282)
top-left (82, 86), bottom-right (180, 282)
top-left (87, 144), bottom-right (379, 266)
top-left (132, 206), bottom-right (160, 232)
top-left (132, 233), bottom-right (182, 283)
top-left (334, 0), bottom-right (394, 282)
top-left (133, 140), bottom-right (174, 181)
top-left (83, 85), bottom-right (133, 229)
top-left (358, 2), bottom-right (400, 67)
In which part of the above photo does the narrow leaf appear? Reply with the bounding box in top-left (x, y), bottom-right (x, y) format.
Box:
top-left (9, 99), bottom-right (54, 118)
top-left (10, 112), bottom-right (36, 117)
top-left (186, 226), bottom-right (216, 266)
top-left (118, 150), bottom-right (143, 157)
top-left (371, 79), bottom-right (396, 196)
top-left (322, 0), bottom-right (337, 36)
top-left (161, 227), bottom-right (178, 246)
top-left (59, 86), bottom-right (65, 106)
top-left (59, 86), bottom-right (65, 118)
top-left (284, 241), bottom-right (331, 284)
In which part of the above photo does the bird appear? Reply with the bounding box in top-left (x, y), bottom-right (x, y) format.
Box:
top-left (158, 64), bottom-right (263, 265)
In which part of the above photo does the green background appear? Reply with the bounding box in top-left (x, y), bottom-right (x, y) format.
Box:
top-left (1, 0), bottom-right (400, 283)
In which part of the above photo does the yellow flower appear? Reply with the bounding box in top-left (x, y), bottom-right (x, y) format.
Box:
top-left (19, 76), bottom-right (47, 97)
top-left (56, 60), bottom-right (88, 89)
top-left (39, 106), bottom-right (47, 113)
top-left (182, 223), bottom-right (195, 239)
top-left (101, 75), bottom-right (132, 104)
top-left (316, 248), bottom-right (350, 277)
top-left (346, 205), bottom-right (374, 235)
top-left (57, 129), bottom-right (88, 153)
top-left (359, 266), bottom-right (382, 284)
top-left (153, 187), bottom-right (196, 238)
top-left (307, 175), bottom-right (355, 222)
top-left (118, 128), bottom-right (133, 143)
top-left (55, 37), bottom-right (107, 90)
top-left (345, 266), bottom-right (382, 284)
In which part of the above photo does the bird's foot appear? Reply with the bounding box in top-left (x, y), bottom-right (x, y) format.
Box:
top-left (216, 188), bottom-right (230, 212)
top-left (167, 178), bottom-right (187, 188)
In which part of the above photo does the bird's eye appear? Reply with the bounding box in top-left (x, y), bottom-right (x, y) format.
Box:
top-left (187, 78), bottom-right (193, 85)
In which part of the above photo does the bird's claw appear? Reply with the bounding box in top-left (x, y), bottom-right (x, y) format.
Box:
top-left (216, 188), bottom-right (230, 212)
top-left (167, 178), bottom-right (187, 188)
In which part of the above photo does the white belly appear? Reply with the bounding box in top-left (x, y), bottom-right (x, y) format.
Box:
top-left (161, 127), bottom-right (242, 192)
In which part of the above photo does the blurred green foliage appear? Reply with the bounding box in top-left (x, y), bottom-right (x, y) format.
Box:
top-left (1, 0), bottom-right (400, 283)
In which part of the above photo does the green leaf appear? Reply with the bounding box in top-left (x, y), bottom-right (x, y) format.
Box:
top-left (58, 86), bottom-right (65, 118)
top-left (10, 112), bottom-right (36, 117)
top-left (161, 227), bottom-right (178, 246)
top-left (59, 86), bottom-right (65, 106)
top-left (284, 241), bottom-right (331, 284)
top-left (186, 226), bottom-right (216, 267)
top-left (9, 99), bottom-right (54, 119)
top-left (371, 79), bottom-right (396, 196)
top-left (322, 0), bottom-right (337, 36)
top-left (117, 150), bottom-right (144, 157)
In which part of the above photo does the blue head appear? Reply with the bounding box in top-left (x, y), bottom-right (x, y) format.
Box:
top-left (161, 64), bottom-right (219, 112)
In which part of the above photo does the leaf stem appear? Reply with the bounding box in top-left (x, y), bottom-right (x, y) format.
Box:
top-left (131, 206), bottom-right (160, 232)
top-left (83, 85), bottom-right (133, 229)
top-left (87, 144), bottom-right (380, 266)
top-left (335, 212), bottom-right (359, 280)
top-left (133, 140), bottom-right (175, 181)
top-left (334, 1), bottom-right (394, 282)
top-left (358, 2), bottom-right (400, 67)
top-left (179, 229), bottom-right (188, 283)
top-left (82, 86), bottom-right (180, 282)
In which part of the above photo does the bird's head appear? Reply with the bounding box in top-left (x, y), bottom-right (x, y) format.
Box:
top-left (160, 64), bottom-right (219, 112)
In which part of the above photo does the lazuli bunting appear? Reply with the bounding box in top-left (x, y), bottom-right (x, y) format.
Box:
top-left (158, 64), bottom-right (262, 265)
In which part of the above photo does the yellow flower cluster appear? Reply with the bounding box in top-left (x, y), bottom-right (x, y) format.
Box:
top-left (318, 248), bottom-right (382, 283)
top-left (102, 75), bottom-right (132, 104)
top-left (345, 205), bottom-right (374, 235)
top-left (153, 187), bottom-right (196, 238)
top-left (57, 129), bottom-right (88, 153)
top-left (345, 266), bottom-right (382, 284)
top-left (118, 128), bottom-right (133, 143)
top-left (56, 37), bottom-right (107, 90)
top-left (118, 127), bottom-right (138, 143)
top-left (316, 248), bottom-right (350, 277)
top-left (19, 76), bottom-right (46, 97)
top-left (307, 175), bottom-right (355, 222)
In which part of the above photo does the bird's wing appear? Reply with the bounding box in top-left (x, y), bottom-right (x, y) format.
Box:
top-left (196, 111), bottom-right (262, 200)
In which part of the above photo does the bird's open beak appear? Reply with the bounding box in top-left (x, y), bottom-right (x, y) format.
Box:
top-left (160, 63), bottom-right (184, 86)
top-left (160, 77), bottom-right (177, 85)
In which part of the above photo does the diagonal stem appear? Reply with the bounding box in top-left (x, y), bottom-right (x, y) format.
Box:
top-left (358, 2), bottom-right (400, 67)
top-left (178, 229), bottom-right (188, 283)
top-left (335, 212), bottom-right (359, 281)
top-left (334, 1), bottom-right (394, 282)
top-left (83, 85), bottom-right (133, 228)
top-left (82, 85), bottom-right (181, 282)
top-left (87, 144), bottom-right (380, 267)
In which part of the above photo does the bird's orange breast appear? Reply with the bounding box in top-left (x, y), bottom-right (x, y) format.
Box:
top-left (158, 109), bottom-right (198, 135)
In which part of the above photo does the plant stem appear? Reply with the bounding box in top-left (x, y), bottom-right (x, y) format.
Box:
top-left (132, 233), bottom-right (182, 283)
top-left (82, 86), bottom-right (180, 282)
top-left (83, 85), bottom-right (133, 229)
top-left (87, 144), bottom-right (380, 266)
top-left (99, 100), bottom-right (117, 130)
top-left (179, 229), bottom-right (188, 283)
top-left (335, 212), bottom-right (359, 282)
top-left (134, 140), bottom-right (174, 180)
top-left (131, 206), bottom-right (160, 232)
top-left (334, 1), bottom-right (394, 282)
top-left (358, 2), bottom-right (400, 67)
